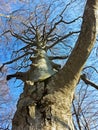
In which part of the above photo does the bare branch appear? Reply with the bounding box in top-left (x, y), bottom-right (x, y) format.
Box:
top-left (72, 102), bottom-right (82, 130)
top-left (6, 72), bottom-right (25, 81)
top-left (80, 74), bottom-right (98, 90)
top-left (14, 45), bottom-right (31, 53)
top-left (81, 111), bottom-right (90, 130)
top-left (0, 13), bottom-right (12, 18)
top-left (60, 1), bottom-right (72, 16)
top-left (49, 55), bottom-right (69, 60)
top-left (83, 66), bottom-right (98, 74)
top-left (1, 30), bottom-right (36, 45)
top-left (47, 18), bottom-right (63, 37)
top-left (9, 30), bottom-right (35, 45)
top-left (47, 31), bottom-right (80, 49)
top-left (46, 15), bottom-right (81, 40)
top-left (0, 52), bottom-right (32, 71)
top-left (62, 16), bottom-right (82, 24)
top-left (22, 22), bottom-right (36, 35)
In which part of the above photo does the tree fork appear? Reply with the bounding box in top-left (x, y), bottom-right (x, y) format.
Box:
top-left (12, 0), bottom-right (98, 130)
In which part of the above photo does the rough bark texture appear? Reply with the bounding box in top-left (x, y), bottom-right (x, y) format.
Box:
top-left (12, 0), bottom-right (98, 130)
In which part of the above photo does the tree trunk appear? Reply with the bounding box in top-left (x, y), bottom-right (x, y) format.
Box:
top-left (12, 0), bottom-right (98, 130)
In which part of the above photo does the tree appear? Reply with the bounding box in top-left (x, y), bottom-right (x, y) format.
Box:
top-left (0, 66), bottom-right (13, 130)
top-left (72, 83), bottom-right (98, 130)
top-left (0, 0), bottom-right (98, 130)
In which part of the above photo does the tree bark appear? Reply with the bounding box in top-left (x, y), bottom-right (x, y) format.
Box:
top-left (12, 0), bottom-right (98, 130)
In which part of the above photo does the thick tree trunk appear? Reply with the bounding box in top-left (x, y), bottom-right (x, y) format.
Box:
top-left (12, 0), bottom-right (98, 130)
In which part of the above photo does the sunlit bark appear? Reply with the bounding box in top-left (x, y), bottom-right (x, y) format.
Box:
top-left (12, 0), bottom-right (98, 130)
